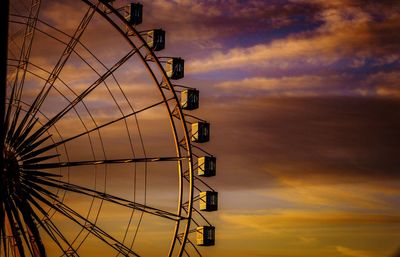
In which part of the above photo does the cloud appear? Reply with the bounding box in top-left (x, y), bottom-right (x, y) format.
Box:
top-left (214, 71), bottom-right (400, 97)
top-left (40, 1), bottom-right (88, 31)
top-left (365, 71), bottom-right (400, 98)
top-left (217, 75), bottom-right (323, 90)
top-left (188, 0), bottom-right (400, 73)
top-left (264, 180), bottom-right (400, 211)
top-left (215, 208), bottom-right (399, 256)
top-left (220, 211), bottom-right (400, 230)
top-left (204, 96), bottom-right (400, 191)
top-left (336, 246), bottom-right (375, 257)
top-left (214, 74), bottom-right (353, 96)
top-left (142, 0), bottom-right (321, 48)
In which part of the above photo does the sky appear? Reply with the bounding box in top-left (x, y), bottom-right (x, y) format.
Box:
top-left (6, 0), bottom-right (400, 256)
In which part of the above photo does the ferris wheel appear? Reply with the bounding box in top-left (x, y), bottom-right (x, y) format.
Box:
top-left (1, 0), bottom-right (217, 256)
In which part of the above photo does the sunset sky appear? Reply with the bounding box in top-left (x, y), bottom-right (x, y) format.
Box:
top-left (6, 0), bottom-right (400, 256)
top-left (159, 1), bottom-right (400, 256)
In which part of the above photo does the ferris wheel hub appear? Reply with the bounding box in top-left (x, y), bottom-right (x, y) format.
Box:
top-left (2, 147), bottom-right (22, 195)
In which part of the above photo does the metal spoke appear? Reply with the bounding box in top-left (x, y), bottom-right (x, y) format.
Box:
top-left (31, 177), bottom-right (185, 222)
top-left (17, 46), bottom-right (142, 155)
top-left (21, 193), bottom-right (80, 257)
top-left (0, 201), bottom-right (7, 256)
top-left (9, 0), bottom-right (41, 107)
top-left (27, 187), bottom-right (140, 257)
top-left (25, 3), bottom-right (98, 124)
top-left (23, 156), bottom-right (186, 169)
top-left (8, 200), bottom-right (34, 257)
top-left (3, 200), bottom-right (26, 257)
top-left (6, 3), bottom-right (98, 157)
top-left (11, 196), bottom-right (46, 257)
top-left (5, 10), bottom-right (37, 154)
top-left (5, 105), bottom-right (22, 144)
top-left (6, 60), bottom-right (101, 166)
top-left (19, 97), bottom-right (171, 160)
top-left (40, 218), bottom-right (80, 257)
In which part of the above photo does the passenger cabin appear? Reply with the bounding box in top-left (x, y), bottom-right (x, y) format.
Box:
top-left (166, 58), bottom-right (184, 80)
top-left (125, 3), bottom-right (143, 25)
top-left (147, 29), bottom-right (165, 51)
top-left (196, 226), bottom-right (215, 246)
top-left (197, 156), bottom-right (216, 177)
top-left (181, 89), bottom-right (199, 110)
top-left (191, 122), bottom-right (210, 143)
top-left (199, 191), bottom-right (218, 211)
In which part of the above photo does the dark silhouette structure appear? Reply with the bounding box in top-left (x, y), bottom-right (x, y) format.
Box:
top-left (1, 0), bottom-right (217, 256)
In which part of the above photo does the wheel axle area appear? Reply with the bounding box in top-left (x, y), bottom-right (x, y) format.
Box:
top-left (2, 147), bottom-right (22, 196)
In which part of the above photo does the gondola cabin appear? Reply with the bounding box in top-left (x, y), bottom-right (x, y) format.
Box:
top-left (181, 89), bottom-right (199, 110)
top-left (147, 29), bottom-right (165, 51)
top-left (166, 58), bottom-right (184, 80)
top-left (197, 156), bottom-right (216, 177)
top-left (191, 122), bottom-right (210, 143)
top-left (196, 226), bottom-right (215, 246)
top-left (199, 191), bottom-right (218, 211)
top-left (125, 3), bottom-right (143, 25)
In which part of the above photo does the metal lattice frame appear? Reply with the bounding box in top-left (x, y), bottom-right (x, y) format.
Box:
top-left (2, 0), bottom-right (217, 256)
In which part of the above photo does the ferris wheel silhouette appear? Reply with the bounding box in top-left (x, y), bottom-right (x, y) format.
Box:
top-left (1, 1), bottom-right (218, 256)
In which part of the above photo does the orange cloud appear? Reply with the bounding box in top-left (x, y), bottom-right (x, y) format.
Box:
top-left (365, 71), bottom-right (400, 98)
top-left (336, 246), bottom-right (376, 257)
top-left (214, 74), bottom-right (352, 96)
top-left (220, 210), bottom-right (400, 230)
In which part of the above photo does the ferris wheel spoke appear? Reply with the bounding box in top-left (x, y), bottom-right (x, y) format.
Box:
top-left (23, 156), bottom-right (187, 169)
top-left (0, 234), bottom-right (6, 257)
top-left (8, 5), bottom-right (99, 148)
top-left (18, 46), bottom-right (142, 154)
top-left (14, 132), bottom-right (50, 157)
top-left (6, 61), bottom-right (99, 157)
top-left (28, 187), bottom-right (140, 257)
top-left (17, 16), bottom-right (141, 133)
top-left (27, 4), bottom-right (99, 124)
top-left (2, 200), bottom-right (27, 257)
top-left (12, 196), bottom-right (48, 257)
top-left (5, 201), bottom-right (34, 257)
top-left (40, 219), bottom-right (80, 257)
top-left (23, 179), bottom-right (59, 200)
top-left (5, 105), bottom-right (22, 144)
top-left (0, 201), bottom-right (5, 253)
top-left (21, 194), bottom-right (80, 257)
top-left (5, 69), bottom-right (35, 165)
top-left (9, 119), bottom-right (41, 161)
top-left (10, 17), bottom-right (142, 143)
top-left (31, 176), bottom-right (186, 222)
top-left (9, 1), bottom-right (41, 103)
top-left (19, 97), bottom-right (171, 161)
top-left (22, 153), bottom-right (59, 165)
top-left (52, 211), bottom-right (140, 257)
top-left (6, 2), bottom-right (41, 138)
